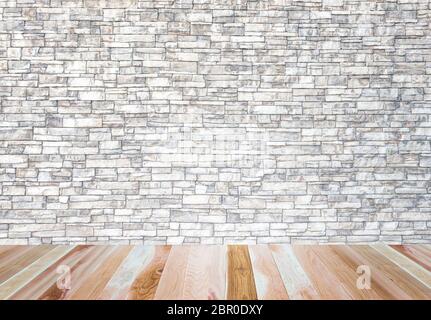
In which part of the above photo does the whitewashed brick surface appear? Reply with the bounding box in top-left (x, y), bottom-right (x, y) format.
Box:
top-left (0, 0), bottom-right (430, 244)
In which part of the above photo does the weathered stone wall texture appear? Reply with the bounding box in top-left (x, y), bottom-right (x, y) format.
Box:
top-left (0, 0), bottom-right (430, 244)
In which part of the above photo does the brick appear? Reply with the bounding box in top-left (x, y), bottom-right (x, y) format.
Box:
top-left (63, 118), bottom-right (102, 127)
top-left (27, 185), bottom-right (60, 196)
top-left (183, 195), bottom-right (221, 205)
top-left (0, 155), bottom-right (27, 165)
top-left (86, 158), bottom-right (131, 168)
top-left (0, 128), bottom-right (32, 140)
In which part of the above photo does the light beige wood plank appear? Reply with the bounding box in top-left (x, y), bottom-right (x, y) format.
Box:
top-left (248, 245), bottom-right (289, 300)
top-left (391, 245), bottom-right (431, 272)
top-left (70, 246), bottom-right (133, 300)
top-left (0, 246), bottom-right (16, 256)
top-left (10, 245), bottom-right (94, 300)
top-left (99, 246), bottom-right (155, 300)
top-left (126, 246), bottom-right (171, 300)
top-left (371, 244), bottom-right (431, 289)
top-left (38, 246), bottom-right (110, 300)
top-left (334, 245), bottom-right (405, 299)
top-left (292, 245), bottom-right (354, 299)
top-left (154, 246), bottom-right (190, 300)
top-left (0, 246), bottom-right (54, 285)
top-left (269, 245), bottom-right (319, 300)
top-left (182, 246), bottom-right (227, 300)
top-left (349, 246), bottom-right (431, 300)
top-left (0, 246), bottom-right (30, 266)
top-left (0, 246), bottom-right (74, 300)
top-left (310, 245), bottom-right (383, 299)
top-left (54, 246), bottom-right (115, 299)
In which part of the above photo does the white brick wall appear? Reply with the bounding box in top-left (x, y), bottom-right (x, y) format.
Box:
top-left (0, 0), bottom-right (430, 244)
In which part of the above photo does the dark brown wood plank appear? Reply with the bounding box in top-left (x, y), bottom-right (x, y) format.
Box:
top-left (227, 245), bottom-right (257, 300)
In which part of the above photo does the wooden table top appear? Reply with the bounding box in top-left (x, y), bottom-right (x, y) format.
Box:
top-left (0, 244), bottom-right (430, 300)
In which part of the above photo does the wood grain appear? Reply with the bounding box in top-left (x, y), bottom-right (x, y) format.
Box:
top-left (0, 246), bottom-right (19, 257)
top-left (99, 246), bottom-right (156, 300)
top-left (0, 246), bottom-right (54, 285)
top-left (0, 246), bottom-right (74, 300)
top-left (183, 246), bottom-right (227, 300)
top-left (348, 246), bottom-right (431, 299)
top-left (227, 245), bottom-right (257, 300)
top-left (127, 245), bottom-right (171, 300)
top-left (270, 245), bottom-right (319, 300)
top-left (248, 245), bottom-right (289, 300)
top-left (334, 245), bottom-right (404, 299)
top-left (38, 246), bottom-right (109, 300)
top-left (154, 246), bottom-right (190, 300)
top-left (0, 245), bottom-right (429, 300)
top-left (391, 245), bottom-right (431, 272)
top-left (56, 246), bottom-right (116, 300)
top-left (70, 246), bottom-right (133, 300)
top-left (9, 245), bottom-right (93, 299)
top-left (371, 244), bottom-right (431, 289)
top-left (313, 245), bottom-right (382, 299)
top-left (0, 246), bottom-right (29, 265)
top-left (293, 245), bottom-right (387, 300)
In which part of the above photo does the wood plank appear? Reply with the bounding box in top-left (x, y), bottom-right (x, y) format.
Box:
top-left (390, 245), bottom-right (431, 272)
top-left (0, 246), bottom-right (54, 285)
top-left (292, 245), bottom-right (355, 299)
top-left (334, 245), bottom-right (407, 299)
top-left (63, 246), bottom-right (117, 299)
top-left (227, 245), bottom-right (257, 300)
top-left (126, 245), bottom-right (171, 300)
top-left (0, 246), bottom-right (17, 256)
top-left (0, 246), bottom-right (32, 280)
top-left (70, 246), bottom-right (133, 300)
top-left (248, 245), bottom-right (289, 300)
top-left (269, 245), bottom-right (319, 300)
top-left (38, 246), bottom-right (110, 300)
top-left (154, 246), bottom-right (190, 300)
top-left (348, 246), bottom-right (431, 299)
top-left (0, 246), bottom-right (75, 300)
top-left (1, 245), bottom-right (430, 300)
top-left (371, 244), bottom-right (431, 290)
top-left (0, 246), bottom-right (29, 265)
top-left (99, 246), bottom-right (156, 300)
top-left (314, 245), bottom-right (384, 299)
top-left (10, 245), bottom-right (94, 300)
top-left (182, 246), bottom-right (227, 300)
top-left (40, 246), bottom-right (116, 300)
top-left (297, 245), bottom-right (384, 299)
